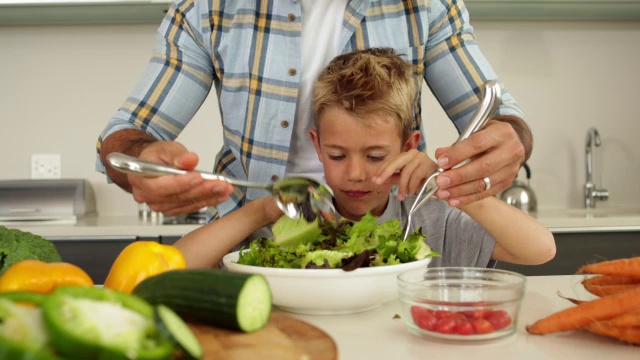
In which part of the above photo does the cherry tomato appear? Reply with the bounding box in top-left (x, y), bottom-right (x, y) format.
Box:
top-left (435, 310), bottom-right (453, 320)
top-left (472, 318), bottom-right (495, 334)
top-left (448, 312), bottom-right (467, 324)
top-left (411, 306), bottom-right (437, 331)
top-left (455, 320), bottom-right (475, 335)
top-left (413, 307), bottom-right (510, 336)
top-left (469, 309), bottom-right (491, 319)
top-left (435, 317), bottom-right (457, 334)
top-left (486, 310), bottom-right (512, 330)
top-left (411, 306), bottom-right (433, 319)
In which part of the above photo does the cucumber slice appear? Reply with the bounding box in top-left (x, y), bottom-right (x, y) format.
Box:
top-left (236, 275), bottom-right (272, 332)
top-left (154, 305), bottom-right (203, 360)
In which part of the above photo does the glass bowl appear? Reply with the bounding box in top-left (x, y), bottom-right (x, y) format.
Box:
top-left (397, 267), bottom-right (526, 341)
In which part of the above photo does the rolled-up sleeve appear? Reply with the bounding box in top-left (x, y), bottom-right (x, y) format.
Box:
top-left (95, 0), bottom-right (215, 175)
top-left (424, 0), bottom-right (525, 133)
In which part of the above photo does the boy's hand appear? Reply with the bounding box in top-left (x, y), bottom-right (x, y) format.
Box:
top-left (260, 196), bottom-right (286, 224)
top-left (373, 150), bottom-right (438, 201)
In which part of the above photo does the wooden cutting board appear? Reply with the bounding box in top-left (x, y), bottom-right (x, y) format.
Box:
top-left (187, 313), bottom-right (338, 360)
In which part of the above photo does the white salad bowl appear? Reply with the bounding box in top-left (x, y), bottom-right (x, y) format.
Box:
top-left (222, 250), bottom-right (431, 315)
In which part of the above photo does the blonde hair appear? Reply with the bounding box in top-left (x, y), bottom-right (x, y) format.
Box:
top-left (313, 48), bottom-right (419, 142)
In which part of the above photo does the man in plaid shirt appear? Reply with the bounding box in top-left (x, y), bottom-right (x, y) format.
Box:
top-left (97, 0), bottom-right (531, 220)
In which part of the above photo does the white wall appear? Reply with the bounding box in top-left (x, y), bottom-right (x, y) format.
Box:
top-left (1, 20), bottom-right (639, 216)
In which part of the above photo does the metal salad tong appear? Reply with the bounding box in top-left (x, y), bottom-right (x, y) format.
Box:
top-left (107, 152), bottom-right (338, 222)
top-left (402, 80), bottom-right (502, 240)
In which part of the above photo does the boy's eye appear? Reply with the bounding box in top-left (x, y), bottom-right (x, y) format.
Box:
top-left (368, 155), bottom-right (386, 162)
top-left (328, 154), bottom-right (345, 160)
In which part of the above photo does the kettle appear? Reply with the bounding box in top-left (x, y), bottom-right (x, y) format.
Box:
top-left (500, 163), bottom-right (537, 215)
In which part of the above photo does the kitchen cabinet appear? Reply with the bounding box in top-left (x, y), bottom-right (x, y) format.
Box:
top-left (1, 0), bottom-right (639, 26)
top-left (160, 235), bottom-right (181, 245)
top-left (496, 231), bottom-right (640, 276)
top-left (465, 0), bottom-right (640, 21)
top-left (48, 235), bottom-right (159, 285)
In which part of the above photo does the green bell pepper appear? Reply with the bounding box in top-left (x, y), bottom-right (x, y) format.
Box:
top-left (0, 297), bottom-right (61, 360)
top-left (41, 286), bottom-right (175, 360)
top-left (0, 291), bottom-right (48, 306)
top-left (0, 336), bottom-right (62, 360)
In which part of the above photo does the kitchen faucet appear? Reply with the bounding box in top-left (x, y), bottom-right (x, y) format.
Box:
top-left (584, 127), bottom-right (608, 208)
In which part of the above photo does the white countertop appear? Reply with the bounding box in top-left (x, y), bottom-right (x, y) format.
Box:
top-left (535, 207), bottom-right (640, 232)
top-left (2, 214), bottom-right (199, 238)
top-left (4, 207), bottom-right (640, 239)
top-left (286, 275), bottom-right (638, 360)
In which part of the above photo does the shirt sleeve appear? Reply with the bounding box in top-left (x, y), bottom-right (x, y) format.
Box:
top-left (95, 0), bottom-right (215, 175)
top-left (405, 197), bottom-right (495, 268)
top-left (440, 208), bottom-right (496, 268)
top-left (424, 0), bottom-right (525, 133)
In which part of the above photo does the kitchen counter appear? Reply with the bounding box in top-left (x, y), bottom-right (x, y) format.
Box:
top-left (5, 207), bottom-right (640, 239)
top-left (535, 208), bottom-right (640, 233)
top-left (3, 214), bottom-right (199, 238)
top-left (287, 275), bottom-right (638, 360)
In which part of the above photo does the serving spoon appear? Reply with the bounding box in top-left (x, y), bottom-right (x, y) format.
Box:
top-left (402, 80), bottom-right (502, 241)
top-left (106, 152), bottom-right (338, 222)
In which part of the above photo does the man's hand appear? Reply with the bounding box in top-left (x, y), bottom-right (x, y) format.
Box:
top-left (433, 116), bottom-right (532, 207)
top-left (100, 129), bottom-right (234, 215)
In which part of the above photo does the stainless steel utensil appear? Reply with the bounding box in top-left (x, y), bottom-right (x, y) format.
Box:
top-left (402, 80), bottom-right (502, 240)
top-left (106, 152), bottom-right (338, 222)
top-left (500, 163), bottom-right (537, 215)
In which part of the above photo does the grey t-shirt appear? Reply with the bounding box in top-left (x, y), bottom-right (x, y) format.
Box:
top-left (378, 194), bottom-right (495, 268)
top-left (233, 194), bottom-right (496, 268)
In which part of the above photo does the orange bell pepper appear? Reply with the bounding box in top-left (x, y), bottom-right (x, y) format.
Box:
top-left (0, 259), bottom-right (94, 294)
top-left (103, 241), bottom-right (186, 294)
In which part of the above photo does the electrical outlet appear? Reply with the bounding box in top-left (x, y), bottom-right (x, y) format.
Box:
top-left (31, 154), bottom-right (62, 179)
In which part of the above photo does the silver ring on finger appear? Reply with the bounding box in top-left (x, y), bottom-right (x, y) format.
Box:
top-left (483, 177), bottom-right (491, 192)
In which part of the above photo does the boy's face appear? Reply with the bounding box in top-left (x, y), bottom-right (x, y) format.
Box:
top-left (310, 106), bottom-right (411, 221)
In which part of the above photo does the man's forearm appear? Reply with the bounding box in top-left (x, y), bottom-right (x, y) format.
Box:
top-left (493, 115), bottom-right (533, 163)
top-left (99, 128), bottom-right (157, 192)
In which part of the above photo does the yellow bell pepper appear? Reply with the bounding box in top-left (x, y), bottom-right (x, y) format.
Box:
top-left (103, 241), bottom-right (186, 294)
top-left (0, 259), bottom-right (94, 294)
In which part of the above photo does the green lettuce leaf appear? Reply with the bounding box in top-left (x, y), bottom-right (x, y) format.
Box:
top-left (237, 213), bottom-right (438, 269)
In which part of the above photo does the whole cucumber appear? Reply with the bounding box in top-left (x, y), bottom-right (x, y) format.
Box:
top-left (133, 269), bottom-right (272, 333)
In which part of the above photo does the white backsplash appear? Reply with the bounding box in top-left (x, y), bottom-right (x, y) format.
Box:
top-left (1, 20), bottom-right (638, 216)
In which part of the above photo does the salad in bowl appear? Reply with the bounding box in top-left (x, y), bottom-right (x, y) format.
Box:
top-left (223, 214), bottom-right (438, 314)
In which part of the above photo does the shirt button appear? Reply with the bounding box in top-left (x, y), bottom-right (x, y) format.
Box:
top-left (271, 175), bottom-right (279, 182)
top-left (280, 120), bottom-right (289, 128)
top-left (288, 13), bottom-right (295, 21)
top-left (288, 68), bottom-right (297, 76)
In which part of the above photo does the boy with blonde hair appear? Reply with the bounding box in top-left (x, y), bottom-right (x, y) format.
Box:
top-left (175, 48), bottom-right (555, 269)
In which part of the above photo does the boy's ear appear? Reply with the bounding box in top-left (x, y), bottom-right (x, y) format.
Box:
top-left (403, 130), bottom-right (422, 151)
top-left (309, 128), bottom-right (322, 159)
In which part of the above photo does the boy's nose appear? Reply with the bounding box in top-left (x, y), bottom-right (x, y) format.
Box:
top-left (346, 159), bottom-right (367, 182)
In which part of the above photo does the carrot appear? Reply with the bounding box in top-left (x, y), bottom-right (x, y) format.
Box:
top-left (578, 257), bottom-right (640, 279)
top-left (604, 309), bottom-right (640, 327)
top-left (582, 322), bottom-right (640, 345)
top-left (526, 287), bottom-right (640, 335)
top-left (556, 292), bottom-right (584, 305)
top-left (583, 283), bottom-right (640, 297)
top-left (582, 274), bottom-right (640, 287)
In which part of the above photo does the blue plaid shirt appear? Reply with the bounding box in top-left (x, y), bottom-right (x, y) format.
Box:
top-left (96, 0), bottom-right (525, 218)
